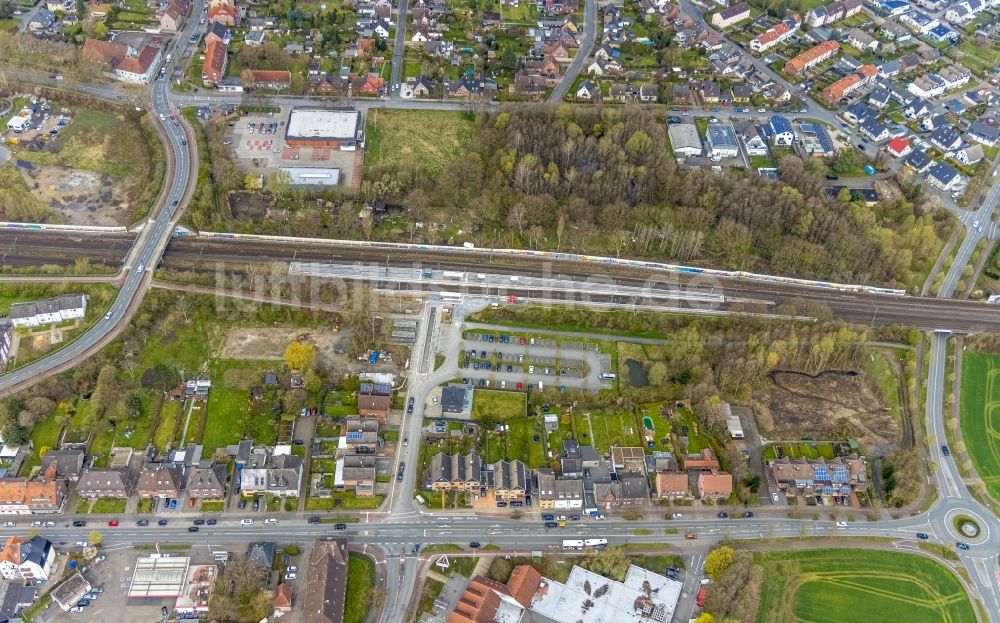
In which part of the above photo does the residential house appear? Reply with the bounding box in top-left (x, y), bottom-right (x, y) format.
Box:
top-left (769, 455), bottom-right (868, 498)
top-left (904, 99), bottom-right (930, 119)
top-left (766, 115), bottom-right (795, 145)
top-left (338, 455), bottom-right (376, 496)
top-left (204, 21), bottom-right (231, 46)
top-left (448, 575), bottom-right (525, 623)
top-left (968, 119), bottom-right (1000, 147)
top-left (697, 471), bottom-right (733, 500)
top-left (731, 84), bottom-right (752, 103)
top-left (40, 449), bottom-right (84, 482)
top-left (159, 1), bottom-right (184, 32)
top-left (805, 0), bottom-right (862, 27)
top-left (880, 19), bottom-right (911, 42)
top-left (76, 468), bottom-right (130, 499)
top-left (274, 584), bottom-right (292, 614)
top-left (784, 40), bottom-right (839, 76)
top-left (886, 136), bottom-right (912, 157)
top-left (357, 393), bottom-right (391, 420)
top-left (860, 118), bottom-right (890, 142)
top-left (303, 538), bottom-right (348, 623)
top-left (249, 69), bottom-right (291, 90)
top-left (426, 452), bottom-right (482, 491)
top-left (820, 64), bottom-right (877, 104)
top-left (700, 80), bottom-right (721, 103)
top-left (655, 472), bottom-right (689, 499)
top-left (587, 58), bottom-right (620, 76)
top-left (576, 80), bottom-right (598, 100)
top-left (593, 473), bottom-right (647, 510)
top-left (27, 9), bottom-right (54, 31)
top-left (610, 447), bottom-right (647, 475)
top-left (202, 40), bottom-right (227, 85)
top-left (186, 465), bottom-right (227, 499)
top-left (207, 3), bottom-right (238, 26)
top-left (904, 149), bottom-right (934, 173)
top-left (711, 2), bottom-right (750, 29)
top-left (535, 469), bottom-right (583, 509)
top-left (559, 441), bottom-right (584, 478)
top-left (492, 460), bottom-right (531, 502)
top-left (0, 536), bottom-right (55, 582)
top-left (868, 87), bottom-right (890, 109)
top-left (956, 144), bottom-right (984, 165)
top-left (922, 113), bottom-right (950, 132)
top-left (927, 23), bottom-right (958, 44)
top-left (930, 126), bottom-right (963, 152)
top-left (639, 84), bottom-right (658, 102)
top-left (341, 417), bottom-right (379, 455)
top-left (247, 541), bottom-right (276, 570)
top-left (742, 124), bottom-right (769, 156)
top-left (543, 41), bottom-right (571, 62)
top-left (750, 14), bottom-right (801, 53)
top-left (512, 71), bottom-right (548, 100)
top-left (899, 10), bottom-right (938, 34)
top-left (355, 73), bottom-right (385, 95)
top-left (240, 454), bottom-right (303, 497)
top-left (136, 465), bottom-right (184, 499)
top-left (847, 28), bottom-right (879, 51)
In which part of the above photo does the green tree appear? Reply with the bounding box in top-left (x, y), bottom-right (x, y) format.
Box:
top-left (579, 546), bottom-right (632, 581)
top-left (87, 364), bottom-right (118, 425)
top-left (303, 369), bottom-right (324, 393)
top-left (830, 149), bottom-right (856, 175)
top-left (92, 22), bottom-right (108, 39)
top-left (1, 423), bottom-right (29, 446)
top-left (648, 361), bottom-right (669, 386)
top-left (88, 530), bottom-right (103, 547)
top-left (705, 546), bottom-right (735, 580)
top-left (124, 391), bottom-right (143, 420)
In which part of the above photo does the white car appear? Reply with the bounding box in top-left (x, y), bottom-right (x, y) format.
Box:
top-left (31, 521), bottom-right (41, 528)
top-left (284, 573), bottom-right (297, 580)
top-left (2, 522), bottom-right (14, 528)
top-left (241, 518), bottom-right (254, 526)
top-left (287, 565), bottom-right (297, 573)
top-left (671, 513), bottom-right (683, 519)
top-left (264, 518), bottom-right (279, 525)
top-left (137, 263), bottom-right (144, 273)
top-left (835, 521), bottom-right (848, 527)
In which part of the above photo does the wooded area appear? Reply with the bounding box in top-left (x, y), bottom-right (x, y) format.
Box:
top-left (365, 108), bottom-right (952, 288)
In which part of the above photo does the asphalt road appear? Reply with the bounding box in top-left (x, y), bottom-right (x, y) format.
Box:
top-left (547, 0), bottom-right (596, 103)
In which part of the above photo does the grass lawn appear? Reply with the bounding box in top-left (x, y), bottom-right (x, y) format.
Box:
top-left (865, 349), bottom-right (901, 424)
top-left (472, 390), bottom-right (527, 421)
top-left (446, 556), bottom-right (478, 578)
top-left (363, 109), bottom-right (475, 178)
top-left (199, 500), bottom-right (225, 512)
top-left (22, 412), bottom-right (65, 475)
top-left (345, 554), bottom-right (375, 623)
top-left (202, 387), bottom-right (250, 453)
top-left (504, 416), bottom-right (548, 467)
top-left (754, 548), bottom-right (975, 623)
top-left (959, 351), bottom-right (1000, 501)
top-left (761, 441), bottom-right (836, 461)
top-left (947, 38), bottom-right (1000, 77)
top-left (152, 400), bottom-right (182, 452)
top-left (586, 410), bottom-right (643, 452)
top-left (417, 577), bottom-right (446, 617)
top-left (90, 498), bottom-right (126, 514)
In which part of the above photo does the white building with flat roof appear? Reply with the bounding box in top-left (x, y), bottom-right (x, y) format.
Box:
top-left (707, 124), bottom-right (740, 159)
top-left (127, 556), bottom-right (190, 598)
top-left (529, 564), bottom-right (683, 623)
top-left (284, 108), bottom-right (361, 149)
top-left (668, 123), bottom-right (702, 157)
top-left (280, 167), bottom-right (341, 187)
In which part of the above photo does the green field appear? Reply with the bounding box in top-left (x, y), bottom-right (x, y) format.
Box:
top-left (959, 351), bottom-right (1000, 500)
top-left (345, 554), bottom-right (375, 623)
top-left (363, 109), bottom-right (475, 177)
top-left (754, 549), bottom-right (975, 623)
top-left (471, 389), bottom-right (526, 421)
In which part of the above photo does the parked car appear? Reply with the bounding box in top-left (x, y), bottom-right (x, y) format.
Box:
top-left (157, 520), bottom-right (168, 526)
top-left (136, 520), bottom-right (149, 527)
top-left (468, 542), bottom-right (481, 548)
top-left (193, 519), bottom-right (205, 526)
top-left (72, 521), bottom-right (87, 527)
top-left (264, 518), bottom-right (279, 525)
top-left (107, 520), bottom-right (118, 527)
top-left (206, 519), bottom-right (217, 526)
top-left (835, 521), bottom-right (848, 527)
top-left (544, 522), bottom-right (558, 528)
top-left (542, 514), bottom-right (555, 521)
top-left (241, 518), bottom-right (254, 526)
top-left (744, 511), bottom-right (754, 518)
top-left (717, 512), bottom-right (728, 519)
top-left (334, 523), bottom-right (347, 530)
top-left (309, 516), bottom-right (321, 525)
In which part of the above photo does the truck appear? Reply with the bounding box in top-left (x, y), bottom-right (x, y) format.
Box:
top-left (696, 587), bottom-right (708, 608)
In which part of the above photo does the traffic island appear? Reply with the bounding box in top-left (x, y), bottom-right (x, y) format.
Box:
top-left (953, 515), bottom-right (981, 538)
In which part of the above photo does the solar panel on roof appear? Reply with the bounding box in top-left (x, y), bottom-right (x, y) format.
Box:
top-left (346, 432), bottom-right (364, 441)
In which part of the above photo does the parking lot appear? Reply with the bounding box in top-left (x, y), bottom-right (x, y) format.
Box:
top-left (457, 333), bottom-right (613, 392)
top-left (43, 548), bottom-right (165, 623)
top-left (226, 107), bottom-right (359, 188)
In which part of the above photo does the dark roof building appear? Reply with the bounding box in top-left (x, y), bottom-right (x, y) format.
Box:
top-left (304, 538), bottom-right (349, 623)
top-left (441, 385), bottom-right (469, 414)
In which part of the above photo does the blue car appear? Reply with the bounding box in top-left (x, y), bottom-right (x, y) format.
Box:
top-left (916, 532), bottom-right (928, 540)
top-left (956, 541), bottom-right (970, 550)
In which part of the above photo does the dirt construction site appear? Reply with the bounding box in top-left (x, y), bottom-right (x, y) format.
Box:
top-left (16, 163), bottom-right (126, 226)
top-left (751, 370), bottom-right (901, 448)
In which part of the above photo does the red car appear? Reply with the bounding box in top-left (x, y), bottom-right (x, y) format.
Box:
top-left (107, 520), bottom-right (119, 527)
top-left (517, 382), bottom-right (523, 390)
